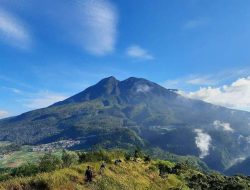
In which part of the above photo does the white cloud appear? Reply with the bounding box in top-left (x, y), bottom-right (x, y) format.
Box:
top-left (79, 0), bottom-right (118, 55)
top-left (183, 18), bottom-right (209, 29)
top-left (162, 75), bottom-right (218, 90)
top-left (1, 87), bottom-right (22, 94)
top-left (213, 120), bottom-right (234, 132)
top-left (180, 76), bottom-right (250, 111)
top-left (23, 91), bottom-right (68, 109)
top-left (0, 0), bottom-right (117, 55)
top-left (10, 88), bottom-right (22, 94)
top-left (186, 76), bottom-right (216, 85)
top-left (0, 8), bottom-right (31, 49)
top-left (0, 110), bottom-right (9, 119)
top-left (194, 129), bottom-right (212, 159)
top-left (162, 69), bottom-right (250, 90)
top-left (126, 45), bottom-right (154, 60)
top-left (162, 79), bottom-right (180, 89)
top-left (136, 84), bottom-right (151, 93)
top-left (238, 135), bottom-right (250, 144)
top-left (230, 156), bottom-right (246, 166)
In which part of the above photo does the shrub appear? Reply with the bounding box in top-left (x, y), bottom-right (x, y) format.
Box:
top-left (77, 151), bottom-right (87, 163)
top-left (11, 163), bottom-right (39, 177)
top-left (124, 152), bottom-right (131, 161)
top-left (39, 153), bottom-right (63, 172)
top-left (144, 155), bottom-right (151, 162)
top-left (78, 149), bottom-right (113, 163)
top-left (155, 160), bottom-right (175, 176)
top-left (148, 165), bottom-right (158, 172)
top-left (0, 173), bottom-right (11, 182)
top-left (29, 179), bottom-right (50, 190)
top-left (62, 150), bottom-right (79, 167)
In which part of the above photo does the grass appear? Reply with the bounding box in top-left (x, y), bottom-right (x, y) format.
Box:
top-left (1, 150), bottom-right (250, 190)
top-left (0, 160), bottom-right (189, 190)
top-left (0, 150), bottom-right (43, 168)
top-left (0, 142), bottom-right (11, 148)
top-left (0, 146), bottom-right (62, 169)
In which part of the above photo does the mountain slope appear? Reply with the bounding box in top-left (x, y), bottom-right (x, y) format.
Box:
top-left (1, 153), bottom-right (250, 190)
top-left (1, 76), bottom-right (250, 173)
top-left (225, 156), bottom-right (250, 175)
top-left (0, 161), bottom-right (183, 190)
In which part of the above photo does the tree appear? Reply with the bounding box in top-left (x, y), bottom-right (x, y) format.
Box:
top-left (39, 153), bottom-right (62, 172)
top-left (11, 163), bottom-right (39, 177)
top-left (77, 151), bottom-right (87, 163)
top-left (62, 150), bottom-right (79, 167)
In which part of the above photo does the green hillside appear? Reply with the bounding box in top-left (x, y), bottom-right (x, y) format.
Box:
top-left (0, 150), bottom-right (249, 190)
top-left (0, 161), bottom-right (187, 190)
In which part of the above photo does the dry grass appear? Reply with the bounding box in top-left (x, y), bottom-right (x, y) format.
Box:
top-left (0, 160), bottom-right (189, 190)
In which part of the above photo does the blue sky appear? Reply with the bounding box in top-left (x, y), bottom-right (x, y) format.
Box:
top-left (1, 0), bottom-right (250, 117)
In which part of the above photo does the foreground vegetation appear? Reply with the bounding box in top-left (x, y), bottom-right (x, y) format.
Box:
top-left (0, 149), bottom-right (250, 190)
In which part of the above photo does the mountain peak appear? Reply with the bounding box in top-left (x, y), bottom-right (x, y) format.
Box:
top-left (100, 76), bottom-right (118, 82)
top-left (53, 76), bottom-right (176, 106)
top-left (96, 76), bottom-right (119, 87)
top-left (121, 77), bottom-right (154, 88)
top-left (123, 77), bottom-right (149, 82)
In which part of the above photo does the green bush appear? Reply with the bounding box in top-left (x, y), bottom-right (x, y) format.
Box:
top-left (144, 155), bottom-right (151, 162)
top-left (148, 165), bottom-right (158, 172)
top-left (62, 150), bottom-right (79, 167)
top-left (77, 151), bottom-right (87, 163)
top-left (124, 152), bottom-right (131, 161)
top-left (155, 160), bottom-right (175, 176)
top-left (11, 163), bottom-right (39, 177)
top-left (134, 148), bottom-right (144, 159)
top-left (78, 149), bottom-right (113, 163)
top-left (0, 173), bottom-right (11, 182)
top-left (39, 153), bottom-right (63, 172)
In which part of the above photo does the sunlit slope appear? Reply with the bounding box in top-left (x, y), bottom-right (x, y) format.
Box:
top-left (0, 161), bottom-right (188, 190)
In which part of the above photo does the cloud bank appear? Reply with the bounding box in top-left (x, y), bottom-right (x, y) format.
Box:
top-left (180, 77), bottom-right (250, 111)
top-left (194, 129), bottom-right (212, 159)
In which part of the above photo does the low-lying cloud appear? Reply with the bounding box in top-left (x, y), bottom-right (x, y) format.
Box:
top-left (213, 120), bottom-right (234, 132)
top-left (136, 84), bottom-right (151, 93)
top-left (194, 129), bottom-right (212, 159)
top-left (0, 110), bottom-right (9, 119)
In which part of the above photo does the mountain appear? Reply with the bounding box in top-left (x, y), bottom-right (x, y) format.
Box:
top-left (1, 76), bottom-right (250, 173)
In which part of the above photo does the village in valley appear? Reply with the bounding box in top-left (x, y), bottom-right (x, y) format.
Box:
top-left (31, 140), bottom-right (80, 152)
